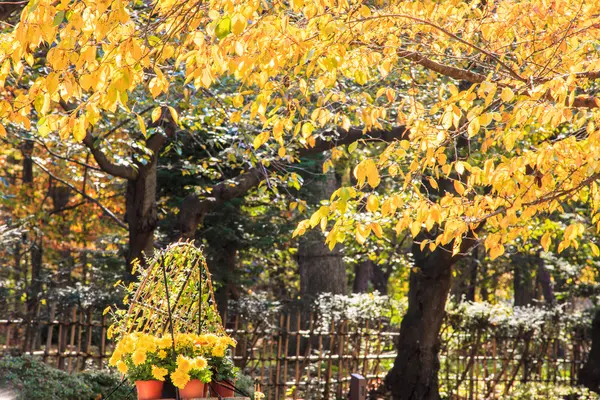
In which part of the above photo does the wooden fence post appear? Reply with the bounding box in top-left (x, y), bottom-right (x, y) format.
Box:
top-left (44, 303), bottom-right (57, 364)
top-left (349, 373), bottom-right (366, 400)
top-left (99, 314), bottom-right (107, 369)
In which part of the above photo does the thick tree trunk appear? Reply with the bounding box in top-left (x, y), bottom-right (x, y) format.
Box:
top-left (213, 243), bottom-right (239, 319)
top-left (536, 262), bottom-right (554, 305)
top-left (451, 249), bottom-right (478, 302)
top-left (125, 163), bottom-right (158, 272)
top-left (353, 260), bottom-right (372, 293)
top-left (298, 169), bottom-right (347, 298)
top-left (580, 310), bottom-right (600, 393)
top-left (385, 235), bottom-right (477, 400)
top-left (51, 184), bottom-right (72, 283)
top-left (21, 142), bottom-right (41, 312)
top-left (513, 254), bottom-right (535, 306)
top-left (371, 262), bottom-right (390, 295)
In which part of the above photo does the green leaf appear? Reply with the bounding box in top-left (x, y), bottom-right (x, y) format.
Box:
top-left (215, 17), bottom-right (232, 39)
top-left (148, 35), bottom-right (161, 46)
top-left (348, 141), bottom-right (358, 153)
top-left (53, 11), bottom-right (65, 26)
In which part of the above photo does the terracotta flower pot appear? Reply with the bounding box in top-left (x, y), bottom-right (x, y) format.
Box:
top-left (135, 380), bottom-right (164, 400)
top-left (179, 379), bottom-right (206, 399)
top-left (212, 380), bottom-right (235, 398)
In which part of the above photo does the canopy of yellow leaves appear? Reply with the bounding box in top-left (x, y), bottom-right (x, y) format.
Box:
top-left (3, 0), bottom-right (600, 258)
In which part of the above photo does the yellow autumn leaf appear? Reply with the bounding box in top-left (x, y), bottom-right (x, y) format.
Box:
top-left (366, 194), bottom-right (379, 213)
top-left (501, 87), bottom-right (514, 102)
top-left (366, 161), bottom-right (380, 188)
top-left (410, 221), bottom-right (421, 238)
top-left (467, 118), bottom-right (480, 138)
top-left (301, 122), bottom-right (314, 139)
top-left (231, 14), bottom-right (247, 35)
top-left (541, 232), bottom-right (551, 252)
top-left (591, 243), bottom-right (600, 257)
top-left (167, 106), bottom-right (179, 125)
top-left (152, 107), bottom-right (162, 123)
top-left (136, 114), bottom-right (147, 137)
top-left (359, 5), bottom-right (371, 17)
top-left (453, 180), bottom-right (465, 196)
top-left (73, 116), bottom-right (87, 141)
top-left (371, 222), bottom-right (383, 238)
top-left (253, 131), bottom-right (270, 149)
top-left (489, 245), bottom-right (505, 260)
top-left (355, 223), bottom-right (370, 244)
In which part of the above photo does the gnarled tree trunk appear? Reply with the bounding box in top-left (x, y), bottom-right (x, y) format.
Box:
top-left (385, 234), bottom-right (477, 400)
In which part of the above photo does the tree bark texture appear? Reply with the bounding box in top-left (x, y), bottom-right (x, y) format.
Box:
top-left (580, 310), bottom-right (600, 393)
top-left (385, 234), bottom-right (477, 400)
top-left (298, 169), bottom-right (347, 298)
top-left (353, 260), bottom-right (373, 293)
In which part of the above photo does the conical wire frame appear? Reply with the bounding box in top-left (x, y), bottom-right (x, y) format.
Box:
top-left (119, 240), bottom-right (225, 336)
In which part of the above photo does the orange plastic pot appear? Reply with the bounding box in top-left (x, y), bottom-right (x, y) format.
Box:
top-left (135, 380), bottom-right (164, 400)
top-left (212, 380), bottom-right (235, 398)
top-left (179, 379), bottom-right (206, 399)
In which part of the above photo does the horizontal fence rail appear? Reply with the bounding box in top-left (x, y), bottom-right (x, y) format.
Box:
top-left (0, 303), bottom-right (594, 399)
top-left (0, 303), bottom-right (110, 372)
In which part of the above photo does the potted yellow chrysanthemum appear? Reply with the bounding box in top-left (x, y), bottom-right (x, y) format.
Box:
top-left (166, 333), bottom-right (215, 398)
top-left (109, 333), bottom-right (174, 400)
top-left (171, 354), bottom-right (212, 399)
top-left (205, 335), bottom-right (238, 397)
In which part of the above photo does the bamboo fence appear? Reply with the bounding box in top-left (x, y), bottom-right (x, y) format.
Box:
top-left (0, 303), bottom-right (593, 399)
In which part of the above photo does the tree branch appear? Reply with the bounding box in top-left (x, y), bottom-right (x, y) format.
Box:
top-left (31, 158), bottom-right (127, 229)
top-left (398, 50), bottom-right (486, 84)
top-left (82, 133), bottom-right (139, 180)
top-left (306, 125), bottom-right (409, 156)
top-left (178, 125), bottom-right (409, 237)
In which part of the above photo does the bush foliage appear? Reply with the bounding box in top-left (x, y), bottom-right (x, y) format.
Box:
top-left (0, 356), bottom-right (133, 400)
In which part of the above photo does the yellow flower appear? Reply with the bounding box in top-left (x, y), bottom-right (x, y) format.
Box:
top-left (158, 350), bottom-right (167, 359)
top-left (193, 356), bottom-right (208, 370)
top-left (254, 392), bottom-right (265, 400)
top-left (131, 350), bottom-right (147, 366)
top-left (171, 368), bottom-right (190, 389)
top-left (116, 360), bottom-right (128, 374)
top-left (151, 365), bottom-right (169, 381)
top-left (203, 334), bottom-right (219, 346)
top-left (136, 334), bottom-right (157, 353)
top-left (109, 350), bottom-right (122, 366)
top-left (122, 338), bottom-right (135, 353)
top-left (212, 344), bottom-right (226, 358)
top-left (194, 335), bottom-right (209, 346)
top-left (218, 336), bottom-right (237, 348)
top-left (177, 354), bottom-right (192, 373)
top-left (157, 336), bottom-right (172, 349)
top-left (175, 333), bottom-right (193, 348)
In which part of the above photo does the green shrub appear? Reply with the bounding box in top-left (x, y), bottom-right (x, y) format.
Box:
top-left (77, 369), bottom-right (134, 400)
top-left (0, 355), bottom-right (92, 399)
top-left (0, 355), bottom-right (133, 400)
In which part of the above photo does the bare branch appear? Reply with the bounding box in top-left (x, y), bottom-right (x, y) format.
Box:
top-left (31, 158), bottom-right (127, 229)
